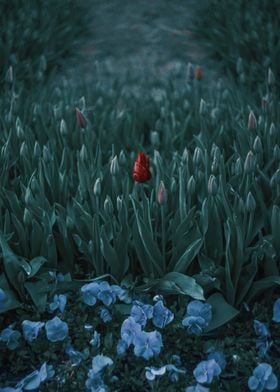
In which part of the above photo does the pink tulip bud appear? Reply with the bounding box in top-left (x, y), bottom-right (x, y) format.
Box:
top-left (248, 111), bottom-right (257, 130)
top-left (75, 108), bottom-right (87, 129)
top-left (157, 181), bottom-right (168, 205)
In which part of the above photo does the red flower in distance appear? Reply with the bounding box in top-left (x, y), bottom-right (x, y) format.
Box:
top-left (133, 152), bottom-right (151, 183)
top-left (75, 108), bottom-right (87, 129)
top-left (195, 65), bottom-right (202, 81)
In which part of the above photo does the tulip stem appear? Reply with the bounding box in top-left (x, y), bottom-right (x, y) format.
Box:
top-left (161, 205), bottom-right (166, 271)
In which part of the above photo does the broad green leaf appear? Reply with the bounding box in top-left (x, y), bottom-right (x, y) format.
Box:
top-left (173, 238), bottom-right (203, 273)
top-left (246, 276), bottom-right (280, 303)
top-left (206, 293), bottom-right (239, 331)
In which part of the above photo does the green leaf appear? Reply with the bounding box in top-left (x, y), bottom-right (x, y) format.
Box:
top-left (173, 238), bottom-right (203, 273)
top-left (246, 276), bottom-right (280, 303)
top-left (29, 256), bottom-right (47, 278)
top-left (206, 293), bottom-right (239, 331)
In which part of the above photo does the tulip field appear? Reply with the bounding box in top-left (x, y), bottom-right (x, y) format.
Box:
top-left (0, 1), bottom-right (280, 391)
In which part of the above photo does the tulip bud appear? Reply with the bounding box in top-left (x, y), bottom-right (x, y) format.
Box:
top-left (268, 68), bottom-right (275, 86)
top-left (16, 125), bottom-right (24, 140)
top-left (187, 175), bottom-right (195, 195)
top-left (110, 155), bottom-right (119, 176)
top-left (246, 192), bottom-right (256, 212)
top-left (208, 175), bottom-right (218, 196)
top-left (20, 142), bottom-right (28, 159)
top-left (116, 195), bottom-right (123, 212)
top-left (25, 187), bottom-right (34, 206)
top-left (270, 169), bottom-right (280, 188)
top-left (104, 195), bottom-right (114, 215)
top-left (93, 178), bottom-right (101, 196)
top-left (187, 62), bottom-right (194, 82)
top-left (80, 144), bottom-right (88, 163)
top-left (236, 57), bottom-right (243, 74)
top-left (53, 104), bottom-right (62, 120)
top-left (33, 141), bottom-right (41, 159)
top-left (182, 148), bottom-right (189, 164)
top-left (150, 131), bottom-right (160, 147)
top-left (5, 65), bottom-right (13, 83)
top-left (171, 177), bottom-right (177, 193)
top-left (244, 151), bottom-right (255, 174)
top-left (23, 208), bottom-right (32, 226)
top-left (253, 136), bottom-right (262, 154)
top-left (75, 108), bottom-right (87, 129)
top-left (193, 147), bottom-right (203, 167)
top-left (234, 157), bottom-right (242, 176)
top-left (273, 145), bottom-right (280, 161)
top-left (237, 197), bottom-right (245, 214)
top-left (157, 181), bottom-right (168, 205)
top-left (43, 145), bottom-right (52, 163)
top-left (248, 111), bottom-right (257, 130)
top-left (261, 97), bottom-right (268, 110)
top-left (269, 123), bottom-right (276, 138)
top-left (195, 65), bottom-right (202, 81)
top-left (211, 157), bottom-right (219, 174)
top-left (119, 150), bottom-right (127, 166)
top-left (199, 99), bottom-right (207, 115)
top-left (60, 119), bottom-right (68, 136)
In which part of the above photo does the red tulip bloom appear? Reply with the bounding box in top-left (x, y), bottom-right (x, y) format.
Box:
top-left (195, 65), bottom-right (202, 81)
top-left (133, 152), bottom-right (151, 182)
top-left (75, 108), bottom-right (87, 129)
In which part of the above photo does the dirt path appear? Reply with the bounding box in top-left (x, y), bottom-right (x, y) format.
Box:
top-left (62, 0), bottom-right (215, 87)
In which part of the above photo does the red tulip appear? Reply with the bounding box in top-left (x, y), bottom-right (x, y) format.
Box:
top-left (195, 65), bottom-right (202, 81)
top-left (133, 152), bottom-right (151, 182)
top-left (75, 108), bottom-right (87, 129)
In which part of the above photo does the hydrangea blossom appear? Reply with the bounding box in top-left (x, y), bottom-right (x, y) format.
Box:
top-left (45, 316), bottom-right (68, 342)
top-left (182, 301), bottom-right (212, 335)
top-left (272, 298), bottom-right (280, 322)
top-left (0, 324), bottom-right (21, 350)
top-left (152, 300), bottom-right (174, 329)
top-left (133, 330), bottom-right (163, 360)
top-left (248, 363), bottom-right (278, 391)
top-left (130, 300), bottom-right (153, 327)
top-left (48, 294), bottom-right (67, 313)
top-left (22, 320), bottom-right (44, 343)
top-left (193, 359), bottom-right (221, 384)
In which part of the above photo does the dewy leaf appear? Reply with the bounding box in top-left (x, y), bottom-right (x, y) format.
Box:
top-left (206, 293), bottom-right (239, 331)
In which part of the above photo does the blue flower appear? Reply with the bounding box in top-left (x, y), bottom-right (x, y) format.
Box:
top-left (45, 316), bottom-right (68, 342)
top-left (171, 354), bottom-right (182, 366)
top-left (0, 325), bottom-right (21, 350)
top-left (18, 362), bottom-right (54, 391)
top-left (130, 301), bottom-right (153, 327)
top-left (120, 316), bottom-right (142, 347)
top-left (133, 330), bottom-right (163, 360)
top-left (207, 351), bottom-right (226, 371)
top-left (248, 363), bottom-right (278, 391)
top-left (90, 331), bottom-right (101, 348)
top-left (99, 308), bottom-right (112, 323)
top-left (145, 365), bottom-right (167, 381)
top-left (81, 282), bottom-right (100, 306)
top-left (253, 320), bottom-right (271, 338)
top-left (185, 385), bottom-right (210, 392)
top-left (22, 320), bottom-right (44, 343)
top-left (182, 301), bottom-right (212, 335)
top-left (0, 288), bottom-right (7, 311)
top-left (272, 298), bottom-right (280, 323)
top-left (0, 388), bottom-right (21, 392)
top-left (116, 339), bottom-right (128, 355)
top-left (193, 359), bottom-right (221, 384)
top-left (65, 345), bottom-right (84, 366)
top-left (152, 300), bottom-right (174, 329)
top-left (90, 355), bottom-right (113, 374)
top-left (48, 294), bottom-right (67, 313)
top-left (166, 364), bottom-right (186, 382)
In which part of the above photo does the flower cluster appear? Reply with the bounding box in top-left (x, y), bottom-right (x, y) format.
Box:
top-left (182, 300), bottom-right (212, 335)
top-left (81, 281), bottom-right (127, 307)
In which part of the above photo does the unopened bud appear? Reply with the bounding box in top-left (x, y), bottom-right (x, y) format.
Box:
top-left (75, 108), bottom-right (87, 128)
top-left (23, 208), bottom-right (32, 226)
top-left (199, 99), bottom-right (207, 115)
top-left (235, 157), bottom-right (242, 176)
top-left (269, 123), bottom-right (276, 138)
top-left (110, 155), bottom-right (119, 176)
top-left (80, 144), bottom-right (88, 162)
top-left (182, 147), bottom-right (189, 163)
top-left (236, 57), bottom-right (243, 74)
top-left (268, 68), bottom-right (275, 86)
top-left (270, 169), bottom-right (280, 188)
top-left (248, 111), bottom-right (257, 130)
top-left (171, 177), bottom-right (177, 193)
top-left (60, 119), bottom-right (68, 136)
top-left (187, 175), bottom-right (195, 195)
top-left (53, 104), bottom-right (62, 120)
top-left (244, 151), bottom-right (255, 174)
top-left (5, 65), bottom-right (13, 83)
top-left (119, 150), bottom-right (127, 166)
top-left (117, 195), bottom-right (123, 212)
top-left (25, 187), bottom-right (34, 206)
top-left (33, 141), bottom-right (41, 159)
top-left (273, 145), bottom-right (280, 161)
top-left (253, 136), bottom-right (262, 154)
top-left (104, 195), bottom-right (114, 215)
top-left (246, 192), bottom-right (256, 212)
top-left (43, 145), bottom-right (52, 163)
top-left (20, 142), bottom-right (28, 158)
top-left (93, 178), bottom-right (101, 196)
top-left (211, 157), bottom-right (219, 174)
top-left (208, 175), bottom-right (218, 196)
top-left (237, 197), bottom-right (245, 214)
top-left (186, 62), bottom-right (194, 82)
top-left (157, 181), bottom-right (168, 205)
top-left (195, 65), bottom-right (202, 81)
top-left (193, 147), bottom-right (203, 167)
top-left (150, 131), bottom-right (160, 147)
